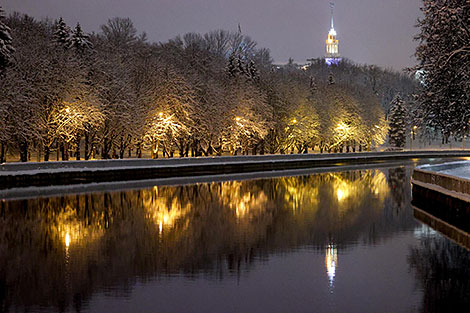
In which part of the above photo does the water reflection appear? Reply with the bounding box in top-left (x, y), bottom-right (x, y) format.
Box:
top-left (411, 173), bottom-right (470, 312)
top-left (409, 233), bottom-right (470, 312)
top-left (0, 168), bottom-right (418, 312)
top-left (325, 244), bottom-right (338, 288)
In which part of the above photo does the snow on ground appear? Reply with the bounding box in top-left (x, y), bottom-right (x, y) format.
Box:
top-left (418, 160), bottom-right (470, 178)
top-left (440, 166), bottom-right (470, 179)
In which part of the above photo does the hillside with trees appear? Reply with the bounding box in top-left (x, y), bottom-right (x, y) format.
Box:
top-left (0, 10), bottom-right (418, 162)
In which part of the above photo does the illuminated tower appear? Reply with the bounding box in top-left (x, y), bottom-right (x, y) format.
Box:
top-left (325, 2), bottom-right (341, 66)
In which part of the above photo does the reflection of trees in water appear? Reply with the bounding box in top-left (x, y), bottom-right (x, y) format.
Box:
top-left (409, 236), bottom-right (470, 312)
top-left (387, 167), bottom-right (408, 212)
top-left (0, 169), bottom-right (410, 312)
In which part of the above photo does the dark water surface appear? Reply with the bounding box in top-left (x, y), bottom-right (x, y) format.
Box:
top-left (2, 163), bottom-right (470, 313)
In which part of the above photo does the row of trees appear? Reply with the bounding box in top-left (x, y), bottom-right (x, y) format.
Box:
top-left (0, 9), bottom-right (417, 162)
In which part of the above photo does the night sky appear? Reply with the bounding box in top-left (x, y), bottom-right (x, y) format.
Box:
top-left (3, 0), bottom-right (422, 71)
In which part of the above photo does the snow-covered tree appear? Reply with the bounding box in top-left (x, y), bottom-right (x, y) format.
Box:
top-left (246, 59), bottom-right (259, 82)
top-left (144, 66), bottom-right (195, 158)
top-left (0, 6), bottom-right (14, 71)
top-left (53, 17), bottom-right (70, 48)
top-left (414, 0), bottom-right (470, 139)
top-left (222, 82), bottom-right (271, 155)
top-left (388, 94), bottom-right (407, 148)
top-left (1, 12), bottom-right (404, 161)
top-left (227, 52), bottom-right (241, 77)
top-left (309, 75), bottom-right (317, 94)
top-left (328, 71), bottom-right (335, 85)
top-left (69, 23), bottom-right (93, 53)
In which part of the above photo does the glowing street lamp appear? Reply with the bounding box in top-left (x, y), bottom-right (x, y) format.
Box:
top-left (410, 126), bottom-right (418, 151)
top-left (235, 116), bottom-right (241, 122)
top-left (337, 122), bottom-right (346, 131)
top-left (292, 118), bottom-right (297, 124)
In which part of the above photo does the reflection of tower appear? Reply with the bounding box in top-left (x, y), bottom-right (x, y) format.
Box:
top-left (325, 2), bottom-right (341, 66)
top-left (325, 244), bottom-right (338, 288)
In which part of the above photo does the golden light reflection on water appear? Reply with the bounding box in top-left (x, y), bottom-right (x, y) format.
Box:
top-left (143, 187), bottom-right (192, 233)
top-left (219, 182), bottom-right (269, 219)
top-left (0, 168), bottom-right (411, 312)
top-left (333, 171), bottom-right (388, 201)
top-left (325, 244), bottom-right (338, 287)
top-left (53, 204), bottom-right (106, 249)
top-left (44, 169), bottom-right (391, 252)
top-left (65, 232), bottom-right (70, 247)
top-left (336, 183), bottom-right (349, 202)
top-left (281, 177), bottom-right (319, 214)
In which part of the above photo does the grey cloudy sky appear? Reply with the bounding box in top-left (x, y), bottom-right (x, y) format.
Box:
top-left (3, 0), bottom-right (422, 70)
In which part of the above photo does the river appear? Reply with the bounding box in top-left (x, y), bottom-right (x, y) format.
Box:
top-left (1, 159), bottom-right (469, 312)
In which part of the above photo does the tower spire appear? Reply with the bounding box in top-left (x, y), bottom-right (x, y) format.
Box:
top-left (330, 2), bottom-right (334, 30)
top-left (325, 2), bottom-right (341, 66)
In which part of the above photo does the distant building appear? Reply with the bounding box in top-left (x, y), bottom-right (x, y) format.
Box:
top-left (325, 2), bottom-right (341, 66)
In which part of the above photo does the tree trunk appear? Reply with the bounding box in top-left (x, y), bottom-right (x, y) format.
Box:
top-left (63, 142), bottom-right (69, 161)
top-left (91, 137), bottom-right (97, 159)
top-left (60, 142), bottom-right (65, 160)
top-left (0, 142), bottom-right (5, 163)
top-left (151, 139), bottom-right (157, 159)
top-left (137, 141), bottom-right (142, 158)
top-left (75, 134), bottom-right (81, 160)
top-left (102, 138), bottom-right (110, 159)
top-left (179, 143), bottom-right (185, 157)
top-left (84, 132), bottom-right (89, 160)
top-left (119, 136), bottom-right (125, 159)
top-left (44, 145), bottom-right (50, 161)
top-left (56, 141), bottom-right (60, 161)
top-left (37, 144), bottom-right (41, 162)
top-left (19, 141), bottom-right (28, 162)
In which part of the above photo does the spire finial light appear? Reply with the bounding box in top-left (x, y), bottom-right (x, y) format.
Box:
top-left (330, 2), bottom-right (335, 30)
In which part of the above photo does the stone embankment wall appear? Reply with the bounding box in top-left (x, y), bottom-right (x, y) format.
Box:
top-left (2, 150), bottom-right (470, 189)
top-left (412, 164), bottom-right (470, 240)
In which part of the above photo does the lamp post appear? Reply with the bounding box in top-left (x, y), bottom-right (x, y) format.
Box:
top-left (410, 126), bottom-right (417, 151)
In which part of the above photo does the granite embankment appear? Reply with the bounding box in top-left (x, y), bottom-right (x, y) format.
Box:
top-left (2, 150), bottom-right (470, 189)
